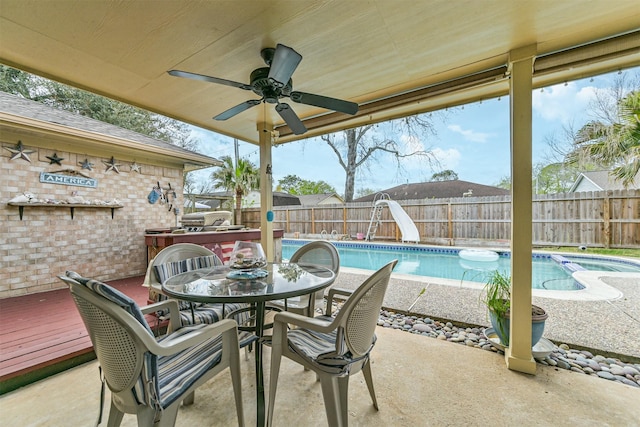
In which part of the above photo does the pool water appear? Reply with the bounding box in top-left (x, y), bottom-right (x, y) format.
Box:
top-left (283, 241), bottom-right (640, 291)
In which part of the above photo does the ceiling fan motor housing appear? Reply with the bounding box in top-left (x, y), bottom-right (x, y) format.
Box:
top-left (250, 67), bottom-right (292, 103)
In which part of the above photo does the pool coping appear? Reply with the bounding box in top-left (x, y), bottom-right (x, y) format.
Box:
top-left (284, 240), bottom-right (639, 302)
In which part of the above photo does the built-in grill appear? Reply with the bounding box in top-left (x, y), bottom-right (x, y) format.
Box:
top-left (180, 211), bottom-right (232, 232)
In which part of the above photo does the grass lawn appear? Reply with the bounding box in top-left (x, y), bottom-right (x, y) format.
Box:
top-left (536, 246), bottom-right (640, 259)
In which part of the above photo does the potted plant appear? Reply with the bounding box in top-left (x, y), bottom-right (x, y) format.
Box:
top-left (481, 270), bottom-right (548, 347)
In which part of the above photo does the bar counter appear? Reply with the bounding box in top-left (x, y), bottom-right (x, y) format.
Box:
top-left (145, 228), bottom-right (284, 263)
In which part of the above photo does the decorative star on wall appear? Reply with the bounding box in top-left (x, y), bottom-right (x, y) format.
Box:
top-left (130, 162), bottom-right (141, 173)
top-left (46, 152), bottom-right (64, 165)
top-left (103, 156), bottom-right (121, 173)
top-left (79, 158), bottom-right (94, 171)
top-left (5, 141), bottom-right (36, 162)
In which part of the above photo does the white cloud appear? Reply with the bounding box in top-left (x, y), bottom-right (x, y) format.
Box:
top-left (431, 147), bottom-right (461, 170)
top-left (447, 124), bottom-right (490, 143)
top-left (532, 82), bottom-right (596, 124)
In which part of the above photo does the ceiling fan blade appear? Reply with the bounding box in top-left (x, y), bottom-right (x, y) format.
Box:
top-left (290, 91), bottom-right (358, 115)
top-left (268, 44), bottom-right (302, 88)
top-left (214, 99), bottom-right (261, 121)
top-left (168, 70), bottom-right (251, 90)
top-left (275, 103), bottom-right (307, 135)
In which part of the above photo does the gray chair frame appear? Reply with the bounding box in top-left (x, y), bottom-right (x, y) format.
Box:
top-left (266, 259), bottom-right (397, 427)
top-left (144, 243), bottom-right (229, 330)
top-left (60, 273), bottom-right (244, 427)
top-left (270, 240), bottom-right (340, 317)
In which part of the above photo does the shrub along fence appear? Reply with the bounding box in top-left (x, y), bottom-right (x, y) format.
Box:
top-left (241, 189), bottom-right (639, 248)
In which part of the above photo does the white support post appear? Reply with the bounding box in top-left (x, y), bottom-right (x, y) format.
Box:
top-left (258, 122), bottom-right (275, 262)
top-left (505, 45), bottom-right (537, 374)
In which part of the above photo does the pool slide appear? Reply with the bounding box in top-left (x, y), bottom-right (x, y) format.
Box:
top-left (375, 199), bottom-right (420, 243)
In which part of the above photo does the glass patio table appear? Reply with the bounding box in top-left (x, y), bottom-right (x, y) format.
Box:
top-left (162, 262), bottom-right (336, 427)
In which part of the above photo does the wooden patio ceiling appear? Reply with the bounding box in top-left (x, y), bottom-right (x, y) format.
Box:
top-left (1, 1), bottom-right (639, 145)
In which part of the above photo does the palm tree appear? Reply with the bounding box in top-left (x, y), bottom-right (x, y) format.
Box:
top-left (570, 90), bottom-right (640, 187)
top-left (211, 156), bottom-right (260, 225)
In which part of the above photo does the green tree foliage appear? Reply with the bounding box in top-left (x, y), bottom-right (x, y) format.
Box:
top-left (211, 156), bottom-right (260, 225)
top-left (0, 65), bottom-right (196, 149)
top-left (430, 169), bottom-right (458, 181)
top-left (319, 113), bottom-right (446, 202)
top-left (0, 66), bottom-right (31, 97)
top-left (495, 175), bottom-right (511, 190)
top-left (278, 174), bottom-right (336, 195)
top-left (533, 162), bottom-right (579, 194)
top-left (569, 90), bottom-right (639, 187)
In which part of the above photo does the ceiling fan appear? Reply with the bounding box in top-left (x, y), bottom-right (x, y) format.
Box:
top-left (168, 44), bottom-right (358, 135)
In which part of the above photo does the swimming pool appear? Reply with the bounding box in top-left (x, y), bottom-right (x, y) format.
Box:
top-left (283, 240), bottom-right (640, 291)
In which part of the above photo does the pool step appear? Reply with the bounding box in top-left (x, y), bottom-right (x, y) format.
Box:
top-left (550, 254), bottom-right (586, 274)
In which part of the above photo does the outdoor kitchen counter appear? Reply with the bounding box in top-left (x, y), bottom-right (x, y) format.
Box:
top-left (144, 228), bottom-right (284, 263)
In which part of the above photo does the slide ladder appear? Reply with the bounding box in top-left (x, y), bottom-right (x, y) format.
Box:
top-left (366, 193), bottom-right (420, 243)
top-left (365, 193), bottom-right (389, 241)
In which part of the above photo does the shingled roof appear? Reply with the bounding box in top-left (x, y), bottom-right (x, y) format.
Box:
top-left (0, 91), bottom-right (220, 168)
top-left (353, 180), bottom-right (509, 202)
top-left (569, 170), bottom-right (640, 192)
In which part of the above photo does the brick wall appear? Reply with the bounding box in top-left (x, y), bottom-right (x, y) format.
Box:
top-left (1, 141), bottom-right (184, 298)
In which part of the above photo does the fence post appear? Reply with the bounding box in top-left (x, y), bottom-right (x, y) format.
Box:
top-left (343, 207), bottom-right (347, 236)
top-left (286, 208), bottom-right (290, 233)
top-left (447, 200), bottom-right (453, 244)
top-left (603, 192), bottom-right (611, 249)
top-left (311, 208), bottom-right (316, 235)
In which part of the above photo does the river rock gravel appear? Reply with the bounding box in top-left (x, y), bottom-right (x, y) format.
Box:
top-left (377, 309), bottom-right (640, 388)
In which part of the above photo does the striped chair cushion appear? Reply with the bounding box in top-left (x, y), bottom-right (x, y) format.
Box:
top-left (152, 255), bottom-right (222, 311)
top-left (154, 324), bottom-right (224, 407)
top-left (175, 302), bottom-right (243, 326)
top-left (177, 303), bottom-right (256, 346)
top-left (65, 271), bottom-right (156, 406)
top-left (152, 322), bottom-right (257, 408)
top-left (66, 270), bottom-right (152, 334)
top-left (154, 255), bottom-right (222, 285)
top-left (286, 315), bottom-right (376, 375)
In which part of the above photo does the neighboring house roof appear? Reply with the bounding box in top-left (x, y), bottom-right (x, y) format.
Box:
top-left (569, 170), bottom-right (640, 192)
top-left (242, 190), bottom-right (301, 207)
top-left (273, 191), bottom-right (301, 206)
top-left (184, 200), bottom-right (210, 209)
top-left (0, 91), bottom-right (220, 170)
top-left (297, 193), bottom-right (345, 206)
top-left (353, 180), bottom-right (509, 202)
top-left (187, 191), bottom-right (234, 210)
top-left (197, 199), bottom-right (221, 209)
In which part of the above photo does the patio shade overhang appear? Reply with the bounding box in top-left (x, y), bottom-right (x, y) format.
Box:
top-left (2, 0), bottom-right (640, 376)
top-left (1, 1), bottom-right (639, 145)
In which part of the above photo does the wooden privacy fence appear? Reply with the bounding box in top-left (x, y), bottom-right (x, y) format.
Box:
top-left (241, 189), bottom-right (640, 248)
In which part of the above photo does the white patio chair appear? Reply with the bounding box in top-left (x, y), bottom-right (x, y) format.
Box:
top-left (266, 259), bottom-right (397, 427)
top-left (59, 271), bottom-right (244, 427)
top-left (268, 240), bottom-right (340, 317)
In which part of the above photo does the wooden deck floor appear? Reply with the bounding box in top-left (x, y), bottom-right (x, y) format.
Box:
top-left (0, 275), bottom-right (147, 393)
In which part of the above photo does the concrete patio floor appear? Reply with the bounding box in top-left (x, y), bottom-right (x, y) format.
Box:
top-left (1, 326), bottom-right (638, 426)
top-left (2, 264), bottom-right (638, 426)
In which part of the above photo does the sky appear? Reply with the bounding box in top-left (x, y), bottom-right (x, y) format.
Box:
top-left (189, 67), bottom-right (637, 196)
